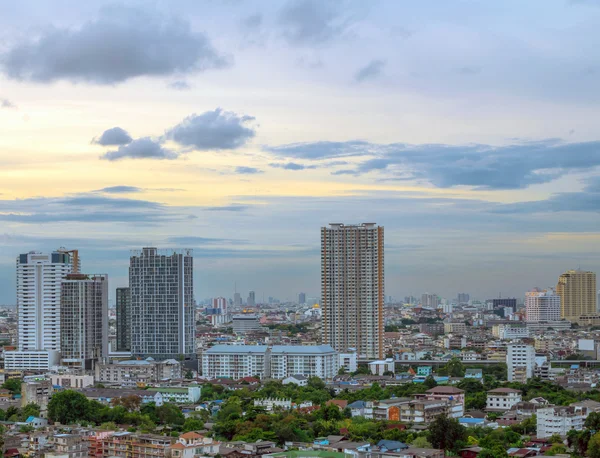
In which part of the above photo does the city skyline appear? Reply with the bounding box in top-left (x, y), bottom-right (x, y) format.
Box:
top-left (1, 1), bottom-right (600, 302)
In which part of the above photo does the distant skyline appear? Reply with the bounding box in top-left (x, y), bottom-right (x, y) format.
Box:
top-left (1, 0), bottom-right (600, 303)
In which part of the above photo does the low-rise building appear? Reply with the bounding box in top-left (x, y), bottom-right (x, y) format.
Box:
top-left (486, 388), bottom-right (522, 412)
top-left (101, 432), bottom-right (174, 458)
top-left (50, 374), bottom-right (94, 389)
top-left (96, 358), bottom-right (181, 385)
top-left (399, 399), bottom-right (452, 424)
top-left (147, 386), bottom-right (201, 404)
top-left (282, 375), bottom-right (308, 386)
top-left (537, 405), bottom-right (590, 438)
top-left (48, 434), bottom-right (88, 458)
top-left (416, 386), bottom-right (465, 418)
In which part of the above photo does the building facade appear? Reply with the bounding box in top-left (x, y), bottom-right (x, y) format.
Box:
top-left (557, 270), bottom-right (597, 323)
top-left (60, 274), bottom-right (108, 369)
top-left (507, 343), bottom-right (536, 382)
top-left (537, 405), bottom-right (589, 438)
top-left (232, 314), bottom-right (261, 334)
top-left (130, 248), bottom-right (195, 359)
top-left (202, 344), bottom-right (340, 380)
top-left (321, 223), bottom-right (384, 359)
top-left (116, 287), bottom-right (131, 352)
top-left (526, 288), bottom-right (561, 322)
top-left (486, 388), bottom-right (522, 412)
top-left (96, 359), bottom-right (182, 385)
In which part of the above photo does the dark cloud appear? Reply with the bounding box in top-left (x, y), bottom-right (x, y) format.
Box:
top-left (1, 98), bottom-right (15, 108)
top-left (92, 127), bottom-right (132, 146)
top-left (165, 108), bottom-right (256, 150)
top-left (101, 137), bottom-right (178, 161)
top-left (168, 80), bottom-right (191, 91)
top-left (0, 5), bottom-right (228, 84)
top-left (235, 166), bottom-right (263, 174)
top-left (278, 0), bottom-right (350, 46)
top-left (268, 139), bottom-right (600, 190)
top-left (269, 162), bottom-right (317, 170)
top-left (92, 186), bottom-right (143, 194)
top-left (355, 59), bottom-right (386, 82)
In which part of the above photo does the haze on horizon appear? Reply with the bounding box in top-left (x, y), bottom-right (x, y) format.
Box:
top-left (1, 0), bottom-right (600, 303)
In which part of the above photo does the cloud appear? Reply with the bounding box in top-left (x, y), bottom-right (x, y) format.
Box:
top-left (457, 66), bottom-right (482, 75)
top-left (93, 186), bottom-right (142, 194)
top-left (92, 127), bottom-right (133, 146)
top-left (1, 98), bottom-right (16, 108)
top-left (204, 204), bottom-right (250, 212)
top-left (168, 236), bottom-right (247, 245)
top-left (354, 59), bottom-right (386, 82)
top-left (235, 166), bottom-right (263, 174)
top-left (278, 0), bottom-right (350, 46)
top-left (101, 137), bottom-right (178, 161)
top-left (0, 5), bottom-right (228, 84)
top-left (269, 162), bottom-right (317, 170)
top-left (168, 80), bottom-right (191, 91)
top-left (166, 108), bottom-right (256, 150)
top-left (242, 13), bottom-right (263, 30)
top-left (267, 139), bottom-right (600, 190)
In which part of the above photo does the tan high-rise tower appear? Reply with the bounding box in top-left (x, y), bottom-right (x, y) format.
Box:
top-left (321, 223), bottom-right (384, 359)
top-left (556, 270), bottom-right (597, 323)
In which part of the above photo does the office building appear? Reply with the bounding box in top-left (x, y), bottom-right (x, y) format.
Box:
top-left (202, 344), bottom-right (341, 380)
top-left (206, 297), bottom-right (229, 326)
top-left (506, 343), bottom-right (535, 382)
top-left (60, 274), bottom-right (108, 369)
top-left (5, 250), bottom-right (76, 370)
top-left (247, 290), bottom-right (256, 307)
top-left (232, 314), bottom-right (261, 334)
top-left (492, 298), bottom-right (517, 313)
top-left (457, 293), bottom-right (470, 304)
top-left (116, 287), bottom-right (131, 352)
top-left (299, 292), bottom-right (306, 304)
top-left (130, 248), bottom-right (195, 359)
top-left (321, 223), bottom-right (384, 359)
top-left (525, 288), bottom-right (561, 322)
top-left (422, 293), bottom-right (440, 308)
top-left (557, 270), bottom-right (597, 323)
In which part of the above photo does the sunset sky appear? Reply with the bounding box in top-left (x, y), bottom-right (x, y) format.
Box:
top-left (1, 0), bottom-right (600, 303)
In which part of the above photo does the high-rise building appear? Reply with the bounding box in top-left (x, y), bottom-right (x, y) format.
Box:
top-left (60, 274), bottom-right (108, 369)
top-left (5, 250), bottom-right (76, 370)
top-left (525, 288), bottom-right (561, 322)
top-left (234, 292), bottom-right (242, 307)
top-left (506, 343), bottom-right (535, 382)
top-left (457, 293), bottom-right (470, 304)
top-left (556, 270), bottom-right (597, 323)
top-left (321, 223), bottom-right (384, 359)
top-left (421, 293), bottom-right (440, 308)
top-left (492, 298), bottom-right (517, 313)
top-left (247, 291), bottom-right (256, 307)
top-left (130, 248), bottom-right (195, 359)
top-left (116, 287), bottom-right (131, 352)
top-left (299, 292), bottom-right (306, 304)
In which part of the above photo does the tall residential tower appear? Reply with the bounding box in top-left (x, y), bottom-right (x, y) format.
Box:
top-left (116, 287), bottom-right (131, 352)
top-left (129, 248), bottom-right (195, 359)
top-left (321, 223), bottom-right (384, 359)
top-left (556, 270), bottom-right (597, 323)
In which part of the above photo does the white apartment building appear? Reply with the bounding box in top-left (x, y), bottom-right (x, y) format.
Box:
top-left (526, 288), bottom-right (561, 322)
top-left (507, 343), bottom-right (536, 382)
top-left (321, 223), bottom-right (384, 359)
top-left (444, 322), bottom-right (467, 334)
top-left (493, 323), bottom-right (529, 340)
top-left (537, 405), bottom-right (589, 438)
top-left (202, 344), bottom-right (341, 380)
top-left (486, 388), bottom-right (523, 412)
top-left (96, 358), bottom-right (182, 384)
top-left (4, 350), bottom-right (60, 371)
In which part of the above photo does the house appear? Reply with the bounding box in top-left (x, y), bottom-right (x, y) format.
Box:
top-left (347, 400), bottom-right (373, 419)
top-left (254, 398), bottom-right (292, 411)
top-left (465, 369), bottom-right (483, 379)
top-left (417, 367), bottom-right (432, 377)
top-left (170, 431), bottom-right (220, 458)
top-left (400, 449), bottom-right (445, 458)
top-left (486, 388), bottom-right (522, 412)
top-left (327, 400), bottom-right (348, 410)
top-left (460, 447), bottom-right (483, 458)
top-left (376, 440), bottom-right (409, 452)
top-left (282, 375), bottom-right (308, 386)
top-left (415, 386), bottom-right (465, 418)
top-left (369, 359), bottom-right (395, 376)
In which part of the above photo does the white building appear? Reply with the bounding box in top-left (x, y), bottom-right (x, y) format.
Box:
top-left (96, 358), bottom-right (182, 384)
top-left (254, 398), bottom-right (292, 411)
top-left (369, 358), bottom-right (395, 376)
top-left (526, 288), bottom-right (561, 322)
top-left (50, 373), bottom-right (94, 389)
top-left (493, 324), bottom-right (529, 340)
top-left (282, 374), bottom-right (308, 386)
top-left (232, 314), bottom-right (261, 334)
top-left (147, 386), bottom-right (201, 403)
top-left (5, 251), bottom-right (75, 370)
top-left (486, 388), bottom-right (522, 412)
top-left (321, 223), bottom-right (384, 359)
top-left (537, 405), bottom-right (590, 438)
top-left (507, 343), bottom-right (536, 382)
top-left (202, 344), bottom-right (340, 380)
top-left (339, 351), bottom-right (358, 373)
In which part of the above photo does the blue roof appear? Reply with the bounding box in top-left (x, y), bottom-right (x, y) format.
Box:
top-left (348, 400), bottom-right (367, 408)
top-left (377, 440), bottom-right (408, 450)
top-left (459, 418), bottom-right (485, 424)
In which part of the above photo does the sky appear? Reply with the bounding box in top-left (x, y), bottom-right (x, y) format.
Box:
top-left (1, 0), bottom-right (600, 304)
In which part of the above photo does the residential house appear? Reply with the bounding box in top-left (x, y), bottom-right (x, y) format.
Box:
top-left (486, 388), bottom-right (522, 412)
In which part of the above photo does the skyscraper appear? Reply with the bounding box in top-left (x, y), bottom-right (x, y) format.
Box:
top-left (116, 287), bottom-right (131, 352)
top-left (234, 292), bottom-right (242, 307)
top-left (5, 250), bottom-right (76, 370)
top-left (421, 293), bottom-right (440, 308)
top-left (247, 290), bottom-right (256, 307)
top-left (525, 288), bottom-right (561, 322)
top-left (557, 270), bottom-right (597, 323)
top-left (299, 292), bottom-right (306, 304)
top-left (60, 274), bottom-right (108, 369)
top-left (130, 248), bottom-right (195, 359)
top-left (457, 293), bottom-right (470, 304)
top-left (321, 223), bottom-right (384, 359)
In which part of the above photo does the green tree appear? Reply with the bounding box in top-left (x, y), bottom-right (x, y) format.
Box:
top-left (411, 436), bottom-right (432, 448)
top-left (586, 412), bottom-right (600, 431)
top-left (548, 434), bottom-right (563, 444)
top-left (588, 432), bottom-right (600, 458)
top-left (47, 390), bottom-right (90, 424)
top-left (182, 417), bottom-right (204, 432)
top-left (479, 446), bottom-right (508, 458)
top-left (19, 403), bottom-right (41, 421)
top-left (423, 375), bottom-right (437, 389)
top-left (428, 414), bottom-right (467, 452)
top-left (155, 403), bottom-right (185, 426)
top-left (2, 378), bottom-right (22, 394)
